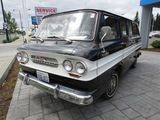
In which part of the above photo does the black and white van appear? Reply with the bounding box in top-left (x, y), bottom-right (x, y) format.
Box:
top-left (17, 9), bottom-right (141, 105)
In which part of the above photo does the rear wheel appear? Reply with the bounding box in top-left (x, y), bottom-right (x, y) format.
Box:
top-left (103, 73), bottom-right (119, 99)
top-left (131, 58), bottom-right (137, 69)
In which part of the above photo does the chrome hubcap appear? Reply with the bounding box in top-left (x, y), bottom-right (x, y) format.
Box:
top-left (107, 75), bottom-right (117, 97)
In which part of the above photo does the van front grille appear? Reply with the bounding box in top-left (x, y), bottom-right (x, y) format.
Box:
top-left (31, 55), bottom-right (58, 67)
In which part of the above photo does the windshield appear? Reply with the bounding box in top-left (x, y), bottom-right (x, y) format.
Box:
top-left (34, 11), bottom-right (97, 40)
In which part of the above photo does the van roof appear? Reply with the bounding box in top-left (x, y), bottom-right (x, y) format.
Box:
top-left (43, 9), bottom-right (133, 22)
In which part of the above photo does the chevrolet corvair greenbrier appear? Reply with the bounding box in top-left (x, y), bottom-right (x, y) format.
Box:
top-left (17, 9), bottom-right (141, 105)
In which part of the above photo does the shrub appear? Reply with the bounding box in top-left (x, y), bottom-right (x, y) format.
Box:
top-left (2, 39), bottom-right (8, 43)
top-left (151, 40), bottom-right (160, 48)
top-left (154, 34), bottom-right (160, 38)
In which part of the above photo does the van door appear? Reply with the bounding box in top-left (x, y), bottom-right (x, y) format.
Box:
top-left (128, 21), bottom-right (135, 45)
top-left (120, 19), bottom-right (131, 73)
top-left (127, 21), bottom-right (137, 66)
top-left (120, 19), bottom-right (130, 47)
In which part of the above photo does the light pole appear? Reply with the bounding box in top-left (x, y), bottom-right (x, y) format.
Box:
top-left (19, 10), bottom-right (23, 32)
top-left (21, 0), bottom-right (26, 31)
top-left (0, 0), bottom-right (9, 42)
top-left (13, 9), bottom-right (24, 41)
top-left (27, 9), bottom-right (31, 30)
top-left (152, 16), bottom-right (155, 31)
top-left (13, 9), bottom-right (23, 32)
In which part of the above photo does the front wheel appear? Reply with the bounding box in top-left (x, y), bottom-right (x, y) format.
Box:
top-left (103, 73), bottom-right (119, 99)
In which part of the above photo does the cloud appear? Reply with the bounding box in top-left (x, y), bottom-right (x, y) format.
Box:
top-left (0, 0), bottom-right (153, 29)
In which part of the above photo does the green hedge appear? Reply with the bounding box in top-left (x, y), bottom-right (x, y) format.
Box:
top-left (3, 36), bottom-right (19, 43)
top-left (151, 40), bottom-right (160, 48)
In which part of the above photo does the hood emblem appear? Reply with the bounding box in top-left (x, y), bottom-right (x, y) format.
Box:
top-left (31, 55), bottom-right (58, 67)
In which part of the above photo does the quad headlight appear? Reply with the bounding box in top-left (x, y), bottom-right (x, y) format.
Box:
top-left (75, 62), bottom-right (86, 74)
top-left (16, 51), bottom-right (29, 64)
top-left (63, 60), bottom-right (87, 75)
top-left (17, 52), bottom-right (22, 62)
top-left (63, 60), bottom-right (73, 72)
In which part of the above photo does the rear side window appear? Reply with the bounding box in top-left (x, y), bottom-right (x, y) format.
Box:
top-left (128, 21), bottom-right (133, 36)
top-left (120, 20), bottom-right (127, 37)
top-left (132, 23), bottom-right (139, 36)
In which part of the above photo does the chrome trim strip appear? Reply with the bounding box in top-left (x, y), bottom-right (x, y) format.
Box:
top-left (18, 72), bottom-right (93, 105)
top-left (97, 42), bottom-right (142, 76)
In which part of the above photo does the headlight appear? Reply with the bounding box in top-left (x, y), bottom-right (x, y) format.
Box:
top-left (63, 60), bottom-right (73, 72)
top-left (17, 52), bottom-right (22, 62)
top-left (75, 62), bottom-right (86, 74)
top-left (17, 51), bottom-right (29, 64)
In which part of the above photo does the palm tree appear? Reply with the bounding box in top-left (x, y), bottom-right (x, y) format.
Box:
top-left (5, 11), bottom-right (18, 33)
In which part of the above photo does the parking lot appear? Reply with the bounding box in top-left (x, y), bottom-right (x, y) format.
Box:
top-left (6, 51), bottom-right (160, 120)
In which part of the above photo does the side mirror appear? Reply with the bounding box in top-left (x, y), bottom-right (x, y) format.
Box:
top-left (99, 26), bottom-right (112, 42)
top-left (99, 26), bottom-right (111, 54)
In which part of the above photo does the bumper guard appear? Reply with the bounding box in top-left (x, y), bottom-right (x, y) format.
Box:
top-left (18, 72), bottom-right (93, 105)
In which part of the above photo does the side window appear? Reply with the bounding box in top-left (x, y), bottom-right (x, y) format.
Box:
top-left (132, 23), bottom-right (140, 36)
top-left (120, 20), bottom-right (127, 37)
top-left (128, 21), bottom-right (133, 36)
top-left (101, 15), bottom-right (119, 41)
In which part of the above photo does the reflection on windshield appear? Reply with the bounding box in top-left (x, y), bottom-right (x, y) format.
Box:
top-left (34, 11), bottom-right (97, 40)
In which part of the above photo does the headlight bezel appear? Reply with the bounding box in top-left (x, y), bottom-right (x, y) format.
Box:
top-left (16, 52), bottom-right (22, 62)
top-left (63, 59), bottom-right (87, 75)
top-left (63, 60), bottom-right (73, 72)
top-left (17, 51), bottom-right (29, 64)
top-left (75, 62), bottom-right (87, 75)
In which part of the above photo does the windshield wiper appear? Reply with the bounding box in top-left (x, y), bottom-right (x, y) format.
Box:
top-left (31, 36), bottom-right (44, 43)
top-left (47, 36), bottom-right (59, 38)
top-left (47, 36), bottom-right (72, 43)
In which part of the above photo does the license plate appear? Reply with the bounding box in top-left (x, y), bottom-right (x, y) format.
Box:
top-left (37, 71), bottom-right (49, 83)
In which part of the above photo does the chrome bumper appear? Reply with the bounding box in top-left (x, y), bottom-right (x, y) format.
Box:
top-left (18, 72), bottom-right (93, 105)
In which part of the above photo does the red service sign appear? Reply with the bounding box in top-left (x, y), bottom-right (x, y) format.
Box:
top-left (35, 7), bottom-right (57, 16)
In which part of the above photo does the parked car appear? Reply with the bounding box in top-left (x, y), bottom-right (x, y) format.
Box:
top-left (149, 31), bottom-right (160, 38)
top-left (17, 9), bottom-right (141, 105)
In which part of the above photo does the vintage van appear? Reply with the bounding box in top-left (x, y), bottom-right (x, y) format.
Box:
top-left (17, 9), bottom-right (141, 105)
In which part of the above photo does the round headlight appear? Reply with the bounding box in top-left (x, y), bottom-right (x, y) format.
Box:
top-left (76, 62), bottom-right (86, 74)
top-left (63, 60), bottom-right (73, 72)
top-left (17, 52), bottom-right (22, 62)
top-left (21, 52), bottom-right (29, 64)
top-left (17, 52), bottom-right (29, 64)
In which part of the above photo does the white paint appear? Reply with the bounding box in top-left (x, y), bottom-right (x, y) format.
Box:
top-left (20, 42), bottom-right (142, 82)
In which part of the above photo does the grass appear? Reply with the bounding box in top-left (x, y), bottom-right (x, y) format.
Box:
top-left (142, 48), bottom-right (160, 52)
top-left (3, 36), bottom-right (19, 43)
top-left (0, 61), bottom-right (19, 120)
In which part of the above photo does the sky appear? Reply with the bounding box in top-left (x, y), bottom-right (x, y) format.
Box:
top-left (0, 0), bottom-right (159, 29)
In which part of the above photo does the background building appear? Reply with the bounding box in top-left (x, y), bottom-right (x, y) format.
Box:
top-left (140, 0), bottom-right (160, 48)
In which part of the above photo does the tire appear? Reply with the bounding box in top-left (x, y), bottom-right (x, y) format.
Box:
top-left (131, 58), bottom-right (137, 69)
top-left (103, 73), bottom-right (119, 99)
